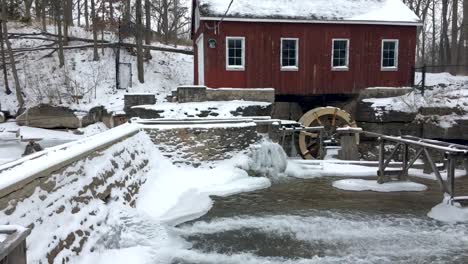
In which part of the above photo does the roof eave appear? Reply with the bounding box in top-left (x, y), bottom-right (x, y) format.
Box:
top-left (199, 16), bottom-right (423, 27)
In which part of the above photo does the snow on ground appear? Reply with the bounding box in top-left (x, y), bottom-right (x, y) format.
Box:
top-left (0, 121), bottom-right (108, 165)
top-left (0, 23), bottom-right (193, 115)
top-left (428, 194), bottom-right (468, 223)
top-left (199, 0), bottom-right (419, 23)
top-left (333, 179), bottom-right (427, 192)
top-left (134, 101), bottom-right (271, 119)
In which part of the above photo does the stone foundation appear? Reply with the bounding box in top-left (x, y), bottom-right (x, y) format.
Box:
top-left (144, 123), bottom-right (261, 165)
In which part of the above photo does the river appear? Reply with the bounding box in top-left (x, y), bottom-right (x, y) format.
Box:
top-left (173, 177), bottom-right (468, 264)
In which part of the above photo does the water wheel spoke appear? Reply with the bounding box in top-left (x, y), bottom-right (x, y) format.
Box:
top-left (332, 108), bottom-right (338, 126)
top-left (300, 131), bottom-right (318, 138)
top-left (313, 112), bottom-right (323, 126)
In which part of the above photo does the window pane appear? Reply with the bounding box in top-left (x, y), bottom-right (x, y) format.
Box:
top-left (235, 48), bottom-right (242, 58)
top-left (227, 38), bottom-right (244, 67)
top-left (332, 40), bottom-right (348, 67)
top-left (382, 41), bottom-right (397, 68)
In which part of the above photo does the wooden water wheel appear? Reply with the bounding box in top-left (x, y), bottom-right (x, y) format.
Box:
top-left (298, 107), bottom-right (358, 159)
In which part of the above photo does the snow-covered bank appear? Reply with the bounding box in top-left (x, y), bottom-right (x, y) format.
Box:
top-left (366, 72), bottom-right (468, 113)
top-left (137, 149), bottom-right (271, 226)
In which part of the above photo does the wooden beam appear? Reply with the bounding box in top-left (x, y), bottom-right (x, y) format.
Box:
top-left (424, 148), bottom-right (449, 194)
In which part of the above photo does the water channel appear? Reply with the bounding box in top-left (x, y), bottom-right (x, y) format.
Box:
top-left (173, 177), bottom-right (468, 264)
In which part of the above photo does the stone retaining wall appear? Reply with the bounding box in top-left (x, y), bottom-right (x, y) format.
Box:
top-left (0, 127), bottom-right (151, 263)
top-left (177, 86), bottom-right (275, 103)
top-left (144, 123), bottom-right (261, 166)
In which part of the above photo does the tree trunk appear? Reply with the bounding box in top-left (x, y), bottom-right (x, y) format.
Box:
top-left (54, 0), bottom-right (65, 67)
top-left (109, 0), bottom-right (114, 23)
top-left (144, 0), bottom-right (152, 59)
top-left (77, 0), bottom-right (81, 26)
top-left (84, 0), bottom-right (89, 29)
top-left (451, 0), bottom-right (459, 68)
top-left (35, 0), bottom-right (41, 19)
top-left (162, 0), bottom-right (169, 44)
top-left (24, 0), bottom-right (33, 23)
top-left (41, 0), bottom-right (47, 31)
top-left (123, 0), bottom-right (130, 27)
top-left (2, 0), bottom-right (23, 108)
top-left (440, 0), bottom-right (450, 66)
top-left (464, 0), bottom-right (468, 69)
top-left (432, 0), bottom-right (436, 65)
top-left (136, 0), bottom-right (144, 83)
top-left (0, 21), bottom-right (10, 95)
top-left (91, 0), bottom-right (99, 61)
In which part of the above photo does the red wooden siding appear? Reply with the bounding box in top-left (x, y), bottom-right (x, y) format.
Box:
top-left (194, 21), bottom-right (417, 96)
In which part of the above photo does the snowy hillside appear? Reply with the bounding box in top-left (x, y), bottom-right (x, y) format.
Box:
top-left (0, 22), bottom-right (193, 116)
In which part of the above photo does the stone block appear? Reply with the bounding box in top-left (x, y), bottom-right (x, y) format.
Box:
top-left (422, 120), bottom-right (468, 140)
top-left (177, 86), bottom-right (207, 103)
top-left (206, 88), bottom-right (275, 103)
top-left (124, 94), bottom-right (156, 112)
top-left (16, 104), bottom-right (80, 129)
top-left (358, 122), bottom-right (422, 137)
top-left (355, 101), bottom-right (417, 123)
top-left (420, 106), bottom-right (465, 116)
top-left (359, 87), bottom-right (412, 99)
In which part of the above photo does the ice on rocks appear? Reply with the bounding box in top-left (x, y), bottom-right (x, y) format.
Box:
top-left (241, 141), bottom-right (289, 180)
top-left (332, 179), bottom-right (428, 192)
top-left (428, 194), bottom-right (468, 223)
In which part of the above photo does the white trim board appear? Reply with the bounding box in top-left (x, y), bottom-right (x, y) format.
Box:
top-left (200, 17), bottom-right (422, 27)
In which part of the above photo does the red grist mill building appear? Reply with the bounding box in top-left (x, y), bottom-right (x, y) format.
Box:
top-left (191, 0), bottom-right (421, 98)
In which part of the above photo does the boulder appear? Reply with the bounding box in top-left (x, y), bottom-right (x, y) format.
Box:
top-left (16, 104), bottom-right (80, 129)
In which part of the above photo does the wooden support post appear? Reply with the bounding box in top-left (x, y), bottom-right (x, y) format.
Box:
top-left (400, 144), bottom-right (409, 181)
top-left (383, 143), bottom-right (402, 171)
top-left (424, 148), bottom-right (449, 194)
top-left (447, 155), bottom-right (456, 200)
top-left (378, 138), bottom-right (385, 183)
top-left (339, 133), bottom-right (359, 160)
top-left (319, 130), bottom-right (324, 160)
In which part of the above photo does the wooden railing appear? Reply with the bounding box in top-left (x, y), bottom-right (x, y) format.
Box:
top-left (0, 226), bottom-right (30, 264)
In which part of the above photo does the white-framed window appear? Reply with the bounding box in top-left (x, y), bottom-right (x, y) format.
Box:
top-left (381, 39), bottom-right (399, 71)
top-left (226, 36), bottom-right (245, 71)
top-left (331, 39), bottom-right (350, 70)
top-left (281, 38), bottom-right (299, 71)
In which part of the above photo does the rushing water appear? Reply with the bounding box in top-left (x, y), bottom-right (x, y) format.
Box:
top-left (173, 177), bottom-right (468, 264)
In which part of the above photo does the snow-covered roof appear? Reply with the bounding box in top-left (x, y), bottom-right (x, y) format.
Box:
top-left (197, 0), bottom-right (421, 25)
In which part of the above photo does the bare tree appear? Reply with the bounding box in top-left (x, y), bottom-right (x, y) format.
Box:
top-left (41, 0), bottom-right (47, 32)
top-left (2, 0), bottom-right (23, 108)
top-left (24, 0), bottom-right (34, 22)
top-left (464, 0), bottom-right (468, 67)
top-left (144, 0), bottom-right (152, 59)
top-left (91, 0), bottom-right (99, 60)
top-left (84, 0), bottom-right (89, 29)
top-left (109, 0), bottom-right (114, 23)
top-left (53, 0), bottom-right (65, 67)
top-left (451, 0), bottom-right (459, 66)
top-left (136, 0), bottom-right (144, 83)
top-left (0, 20), bottom-right (10, 95)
